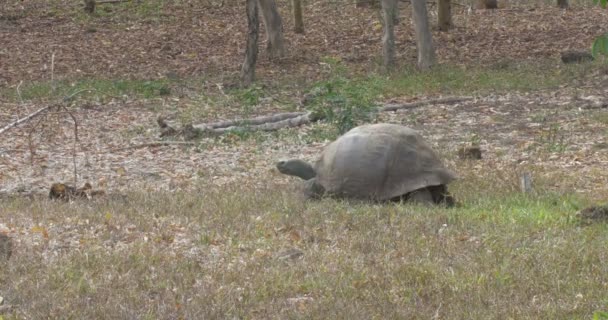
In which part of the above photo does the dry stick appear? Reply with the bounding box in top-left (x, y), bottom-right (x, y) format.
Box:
top-left (16, 80), bottom-right (24, 104)
top-left (107, 141), bottom-right (196, 153)
top-left (96, 0), bottom-right (131, 3)
top-left (193, 111), bottom-right (307, 130)
top-left (0, 305), bottom-right (14, 313)
top-left (0, 105), bottom-right (52, 135)
top-left (58, 88), bottom-right (105, 185)
top-left (377, 96), bottom-right (473, 112)
top-left (200, 112), bottom-right (314, 133)
top-left (63, 88), bottom-right (99, 101)
top-left (59, 104), bottom-right (80, 185)
top-left (184, 96), bottom-right (473, 134)
top-left (26, 108), bottom-right (51, 166)
top-left (51, 52), bottom-right (56, 93)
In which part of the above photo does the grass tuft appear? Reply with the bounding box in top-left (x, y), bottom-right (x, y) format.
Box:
top-left (1, 180), bottom-right (607, 319)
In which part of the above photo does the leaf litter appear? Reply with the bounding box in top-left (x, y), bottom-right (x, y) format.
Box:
top-left (1, 0), bottom-right (608, 296)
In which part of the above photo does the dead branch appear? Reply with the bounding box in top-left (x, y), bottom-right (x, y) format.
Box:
top-left (26, 107), bottom-right (51, 165)
top-left (194, 111), bottom-right (308, 130)
top-left (197, 112), bottom-right (315, 134)
top-left (161, 96), bottom-right (473, 138)
top-left (60, 104), bottom-right (80, 185)
top-left (0, 105), bottom-right (52, 135)
top-left (378, 96), bottom-right (474, 112)
top-left (0, 305), bottom-right (14, 313)
top-left (16, 80), bottom-right (24, 104)
top-left (97, 0), bottom-right (131, 3)
top-left (108, 141), bottom-right (196, 153)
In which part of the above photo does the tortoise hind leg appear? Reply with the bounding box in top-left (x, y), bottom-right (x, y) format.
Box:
top-left (391, 188), bottom-right (434, 205)
top-left (427, 185), bottom-right (456, 207)
top-left (391, 186), bottom-right (455, 207)
top-left (407, 188), bottom-right (435, 205)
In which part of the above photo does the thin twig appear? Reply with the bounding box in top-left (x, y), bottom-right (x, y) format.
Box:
top-left (51, 52), bottom-right (56, 93)
top-left (63, 89), bottom-right (98, 102)
top-left (26, 108), bottom-right (50, 165)
top-left (377, 96), bottom-right (473, 112)
top-left (0, 105), bottom-right (52, 135)
top-left (97, 0), bottom-right (131, 4)
top-left (16, 80), bottom-right (24, 104)
top-left (0, 305), bottom-right (15, 313)
top-left (59, 104), bottom-right (80, 185)
top-left (107, 141), bottom-right (196, 153)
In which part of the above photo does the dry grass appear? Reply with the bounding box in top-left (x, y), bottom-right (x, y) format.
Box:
top-left (1, 167), bottom-right (608, 319)
top-left (2, 0), bottom-right (608, 318)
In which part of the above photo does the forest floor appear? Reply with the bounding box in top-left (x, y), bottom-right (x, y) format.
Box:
top-left (1, 0), bottom-right (608, 318)
top-left (0, 0), bottom-right (607, 196)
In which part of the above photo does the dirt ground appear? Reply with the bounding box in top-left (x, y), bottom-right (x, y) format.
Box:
top-left (1, 0), bottom-right (608, 199)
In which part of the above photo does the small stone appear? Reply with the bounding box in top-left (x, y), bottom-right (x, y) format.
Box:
top-left (276, 248), bottom-right (304, 261)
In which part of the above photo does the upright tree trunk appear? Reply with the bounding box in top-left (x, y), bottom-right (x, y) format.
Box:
top-left (356, 0), bottom-right (380, 8)
top-left (557, 0), bottom-right (568, 8)
top-left (257, 0), bottom-right (285, 59)
top-left (437, 0), bottom-right (452, 31)
top-left (84, 0), bottom-right (95, 13)
top-left (477, 0), bottom-right (497, 9)
top-left (241, 0), bottom-right (259, 86)
top-left (411, 0), bottom-right (435, 69)
top-left (293, 0), bottom-right (304, 34)
top-left (380, 0), bottom-right (398, 69)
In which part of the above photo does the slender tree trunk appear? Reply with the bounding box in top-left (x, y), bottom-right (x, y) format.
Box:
top-left (84, 0), bottom-right (95, 13)
top-left (411, 0), bottom-right (435, 69)
top-left (356, 0), bottom-right (380, 8)
top-left (380, 0), bottom-right (398, 69)
top-left (557, 0), bottom-right (568, 8)
top-left (257, 0), bottom-right (285, 59)
top-left (241, 0), bottom-right (259, 86)
top-left (437, 0), bottom-right (452, 31)
top-left (476, 0), bottom-right (497, 9)
top-left (293, 0), bottom-right (304, 34)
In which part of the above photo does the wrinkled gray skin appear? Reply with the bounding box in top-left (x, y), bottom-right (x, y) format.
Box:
top-left (276, 159), bottom-right (326, 199)
top-left (276, 123), bottom-right (456, 206)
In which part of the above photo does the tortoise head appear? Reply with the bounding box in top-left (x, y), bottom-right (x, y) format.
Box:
top-left (276, 159), bottom-right (316, 180)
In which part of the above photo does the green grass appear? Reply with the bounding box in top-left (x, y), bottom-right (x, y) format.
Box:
top-left (3, 59), bottom-right (598, 105)
top-left (1, 78), bottom-right (174, 103)
top-left (1, 177), bottom-right (607, 319)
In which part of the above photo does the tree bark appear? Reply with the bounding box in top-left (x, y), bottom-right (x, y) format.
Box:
top-left (241, 0), bottom-right (259, 87)
top-left (293, 0), bottom-right (304, 34)
top-left (356, 0), bottom-right (380, 8)
top-left (84, 0), bottom-right (96, 13)
top-left (437, 0), bottom-right (452, 31)
top-left (411, 0), bottom-right (435, 69)
top-left (476, 0), bottom-right (497, 9)
top-left (381, 0), bottom-right (398, 69)
top-left (557, 0), bottom-right (568, 8)
top-left (258, 0), bottom-right (285, 59)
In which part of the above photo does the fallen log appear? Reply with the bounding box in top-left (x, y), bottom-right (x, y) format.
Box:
top-left (195, 111), bottom-right (315, 133)
top-left (0, 105), bottom-right (52, 135)
top-left (160, 96), bottom-right (473, 138)
top-left (197, 111), bottom-right (308, 130)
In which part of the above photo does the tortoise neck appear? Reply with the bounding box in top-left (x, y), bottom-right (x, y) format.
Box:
top-left (292, 160), bottom-right (316, 180)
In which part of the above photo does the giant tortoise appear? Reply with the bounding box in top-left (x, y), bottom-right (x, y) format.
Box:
top-left (277, 123), bottom-right (457, 205)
